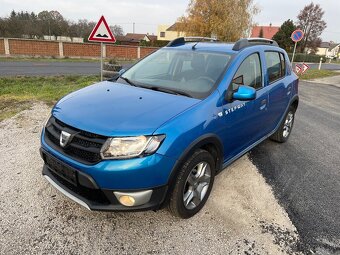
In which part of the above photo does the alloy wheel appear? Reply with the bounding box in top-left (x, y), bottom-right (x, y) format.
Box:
top-left (182, 161), bottom-right (211, 210)
top-left (283, 112), bottom-right (294, 138)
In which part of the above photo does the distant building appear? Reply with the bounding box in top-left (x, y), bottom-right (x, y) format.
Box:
top-left (315, 42), bottom-right (340, 58)
top-left (251, 24), bottom-right (279, 39)
top-left (157, 23), bottom-right (186, 41)
top-left (116, 33), bottom-right (157, 46)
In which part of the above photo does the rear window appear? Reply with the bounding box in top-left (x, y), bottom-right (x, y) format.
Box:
top-left (265, 52), bottom-right (286, 83)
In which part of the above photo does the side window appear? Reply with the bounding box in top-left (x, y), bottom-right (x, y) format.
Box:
top-left (279, 53), bottom-right (286, 76)
top-left (232, 53), bottom-right (262, 90)
top-left (265, 52), bottom-right (285, 83)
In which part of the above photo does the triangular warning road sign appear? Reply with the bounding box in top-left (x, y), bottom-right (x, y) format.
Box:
top-left (88, 16), bottom-right (116, 43)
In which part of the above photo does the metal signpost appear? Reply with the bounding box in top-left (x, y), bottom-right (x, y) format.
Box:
top-left (88, 16), bottom-right (116, 81)
top-left (291, 29), bottom-right (304, 65)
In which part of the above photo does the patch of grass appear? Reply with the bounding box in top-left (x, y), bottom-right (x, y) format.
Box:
top-left (0, 75), bottom-right (99, 121)
top-left (299, 69), bottom-right (339, 80)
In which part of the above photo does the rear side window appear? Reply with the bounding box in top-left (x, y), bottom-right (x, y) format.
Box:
top-left (279, 53), bottom-right (286, 76)
top-left (265, 52), bottom-right (285, 83)
top-left (232, 53), bottom-right (262, 90)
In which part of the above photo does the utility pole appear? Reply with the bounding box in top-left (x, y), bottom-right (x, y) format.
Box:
top-left (133, 22), bottom-right (135, 33)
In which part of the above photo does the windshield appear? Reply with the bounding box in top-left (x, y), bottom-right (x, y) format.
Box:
top-left (120, 49), bottom-right (233, 99)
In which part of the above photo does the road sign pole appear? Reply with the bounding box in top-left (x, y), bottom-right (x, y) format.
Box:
top-left (291, 41), bottom-right (297, 65)
top-left (100, 42), bottom-right (103, 81)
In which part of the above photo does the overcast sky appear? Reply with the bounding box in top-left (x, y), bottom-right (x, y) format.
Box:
top-left (0, 0), bottom-right (339, 42)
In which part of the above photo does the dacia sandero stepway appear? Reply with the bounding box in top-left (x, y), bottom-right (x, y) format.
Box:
top-left (40, 37), bottom-right (299, 218)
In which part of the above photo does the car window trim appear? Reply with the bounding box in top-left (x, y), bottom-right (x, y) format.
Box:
top-left (230, 52), bottom-right (264, 91)
top-left (264, 50), bottom-right (286, 85)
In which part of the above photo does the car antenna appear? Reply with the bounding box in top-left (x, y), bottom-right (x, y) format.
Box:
top-left (192, 41), bottom-right (199, 50)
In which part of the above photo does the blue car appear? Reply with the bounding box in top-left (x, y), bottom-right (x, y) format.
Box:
top-left (40, 37), bottom-right (299, 218)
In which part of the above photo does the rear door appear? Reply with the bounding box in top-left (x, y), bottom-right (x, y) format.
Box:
top-left (264, 51), bottom-right (291, 130)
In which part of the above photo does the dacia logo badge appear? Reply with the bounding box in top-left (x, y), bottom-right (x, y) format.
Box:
top-left (60, 131), bottom-right (71, 147)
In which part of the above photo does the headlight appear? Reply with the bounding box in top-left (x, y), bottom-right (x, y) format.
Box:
top-left (100, 135), bottom-right (165, 159)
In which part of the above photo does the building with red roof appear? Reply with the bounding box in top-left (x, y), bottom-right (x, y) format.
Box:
top-left (251, 24), bottom-right (280, 39)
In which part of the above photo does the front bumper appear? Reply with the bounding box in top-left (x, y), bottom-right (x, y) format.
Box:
top-left (41, 149), bottom-right (168, 211)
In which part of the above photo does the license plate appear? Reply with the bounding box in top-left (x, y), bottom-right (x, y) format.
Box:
top-left (45, 154), bottom-right (77, 186)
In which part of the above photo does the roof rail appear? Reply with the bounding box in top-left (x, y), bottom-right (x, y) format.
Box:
top-left (167, 37), bottom-right (218, 47)
top-left (232, 38), bottom-right (279, 51)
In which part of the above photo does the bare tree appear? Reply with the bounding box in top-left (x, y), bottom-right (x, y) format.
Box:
top-left (110, 25), bottom-right (124, 36)
top-left (177, 0), bottom-right (259, 41)
top-left (0, 10), bottom-right (122, 41)
top-left (297, 3), bottom-right (326, 53)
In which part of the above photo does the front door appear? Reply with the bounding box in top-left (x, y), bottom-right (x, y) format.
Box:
top-left (220, 53), bottom-right (270, 162)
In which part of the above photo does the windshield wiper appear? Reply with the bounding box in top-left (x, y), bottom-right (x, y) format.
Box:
top-left (147, 86), bottom-right (193, 98)
top-left (118, 76), bottom-right (137, 87)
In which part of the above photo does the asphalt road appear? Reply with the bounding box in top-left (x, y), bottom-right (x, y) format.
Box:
top-left (250, 80), bottom-right (340, 253)
top-left (0, 61), bottom-right (339, 77)
top-left (0, 61), bottom-right (100, 76)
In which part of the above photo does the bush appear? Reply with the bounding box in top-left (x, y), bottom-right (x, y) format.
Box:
top-left (287, 53), bottom-right (326, 63)
top-left (139, 40), bottom-right (169, 47)
top-left (108, 58), bottom-right (118, 65)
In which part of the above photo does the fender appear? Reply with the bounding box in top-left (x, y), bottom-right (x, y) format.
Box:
top-left (272, 94), bottom-right (299, 134)
top-left (159, 133), bottom-right (224, 208)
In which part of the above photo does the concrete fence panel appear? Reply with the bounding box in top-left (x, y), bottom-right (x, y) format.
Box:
top-left (106, 45), bottom-right (138, 59)
top-left (140, 47), bottom-right (158, 58)
top-left (0, 38), bottom-right (160, 59)
top-left (63, 42), bottom-right (100, 57)
top-left (0, 39), bottom-right (5, 55)
top-left (8, 39), bottom-right (59, 56)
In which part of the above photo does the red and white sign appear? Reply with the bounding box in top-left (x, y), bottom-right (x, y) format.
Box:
top-left (291, 29), bottom-right (304, 43)
top-left (88, 16), bottom-right (116, 43)
top-left (294, 64), bottom-right (302, 74)
top-left (301, 63), bottom-right (310, 74)
top-left (294, 63), bottom-right (310, 75)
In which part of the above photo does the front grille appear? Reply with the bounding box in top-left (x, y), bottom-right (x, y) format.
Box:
top-left (44, 116), bottom-right (107, 164)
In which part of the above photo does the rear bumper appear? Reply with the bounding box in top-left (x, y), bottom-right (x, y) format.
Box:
top-left (41, 149), bottom-right (168, 211)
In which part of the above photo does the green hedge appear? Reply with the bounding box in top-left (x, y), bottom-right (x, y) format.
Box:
top-left (287, 53), bottom-right (326, 63)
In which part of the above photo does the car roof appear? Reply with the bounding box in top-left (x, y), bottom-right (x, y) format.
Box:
top-left (166, 42), bottom-right (237, 54)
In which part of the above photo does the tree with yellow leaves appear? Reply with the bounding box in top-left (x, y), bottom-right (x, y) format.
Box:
top-left (177, 0), bottom-right (259, 41)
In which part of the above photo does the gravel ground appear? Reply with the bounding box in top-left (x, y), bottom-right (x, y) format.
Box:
top-left (0, 103), bottom-right (302, 255)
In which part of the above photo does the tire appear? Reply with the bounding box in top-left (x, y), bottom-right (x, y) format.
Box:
top-left (270, 106), bottom-right (295, 143)
top-left (168, 149), bottom-right (216, 218)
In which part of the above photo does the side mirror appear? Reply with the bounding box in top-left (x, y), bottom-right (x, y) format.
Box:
top-left (232, 85), bottom-right (256, 101)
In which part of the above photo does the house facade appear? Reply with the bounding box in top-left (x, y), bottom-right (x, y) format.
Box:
top-left (157, 23), bottom-right (186, 41)
top-left (316, 42), bottom-right (340, 59)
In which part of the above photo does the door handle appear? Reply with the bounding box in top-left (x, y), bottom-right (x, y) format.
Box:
top-left (260, 99), bottom-right (267, 110)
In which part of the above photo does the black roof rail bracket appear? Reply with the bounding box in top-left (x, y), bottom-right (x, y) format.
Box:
top-left (232, 38), bottom-right (279, 51)
top-left (167, 37), bottom-right (218, 47)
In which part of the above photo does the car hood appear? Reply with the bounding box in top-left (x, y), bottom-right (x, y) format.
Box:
top-left (52, 81), bottom-right (200, 136)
